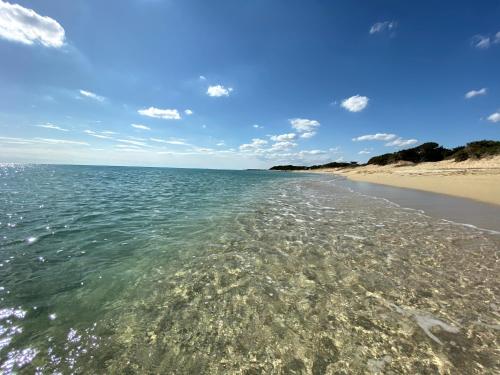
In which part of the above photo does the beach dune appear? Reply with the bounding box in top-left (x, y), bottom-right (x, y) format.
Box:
top-left (313, 156), bottom-right (500, 206)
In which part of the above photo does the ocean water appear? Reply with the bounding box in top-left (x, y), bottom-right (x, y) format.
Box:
top-left (0, 165), bottom-right (498, 374)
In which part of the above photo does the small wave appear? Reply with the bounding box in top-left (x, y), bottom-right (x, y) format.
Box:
top-left (439, 219), bottom-right (500, 235)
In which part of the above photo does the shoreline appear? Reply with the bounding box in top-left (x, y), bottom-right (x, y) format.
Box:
top-left (303, 156), bottom-right (500, 206)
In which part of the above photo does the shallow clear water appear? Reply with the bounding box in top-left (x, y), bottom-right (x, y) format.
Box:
top-left (0, 165), bottom-right (498, 374)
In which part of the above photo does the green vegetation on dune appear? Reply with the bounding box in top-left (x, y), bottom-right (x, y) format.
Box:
top-left (270, 140), bottom-right (500, 170)
top-left (367, 140), bottom-right (500, 165)
top-left (269, 161), bottom-right (358, 171)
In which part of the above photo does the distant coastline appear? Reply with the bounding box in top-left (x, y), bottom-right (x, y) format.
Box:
top-left (270, 140), bottom-right (500, 205)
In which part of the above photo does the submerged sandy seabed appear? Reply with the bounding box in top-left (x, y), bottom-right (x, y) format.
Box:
top-left (307, 156), bottom-right (500, 206)
top-left (85, 180), bottom-right (499, 374)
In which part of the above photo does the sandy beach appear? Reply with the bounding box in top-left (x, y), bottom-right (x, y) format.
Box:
top-left (309, 156), bottom-right (500, 206)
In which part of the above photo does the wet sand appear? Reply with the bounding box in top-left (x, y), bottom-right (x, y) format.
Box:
top-left (336, 178), bottom-right (500, 233)
top-left (309, 156), bottom-right (500, 206)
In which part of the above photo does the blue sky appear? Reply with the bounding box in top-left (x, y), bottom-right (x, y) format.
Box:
top-left (0, 0), bottom-right (499, 169)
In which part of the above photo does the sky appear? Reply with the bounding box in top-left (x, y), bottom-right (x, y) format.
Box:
top-left (0, 0), bottom-right (499, 169)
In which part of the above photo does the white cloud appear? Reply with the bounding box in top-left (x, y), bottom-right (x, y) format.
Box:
top-left (253, 124), bottom-right (263, 129)
top-left (84, 130), bottom-right (113, 139)
top-left (300, 131), bottom-right (316, 139)
top-left (116, 139), bottom-right (148, 147)
top-left (472, 35), bottom-right (491, 49)
top-left (495, 31), bottom-right (500, 44)
top-left (289, 118), bottom-right (320, 134)
top-left (37, 123), bottom-right (67, 131)
top-left (199, 75), bottom-right (207, 80)
top-left (239, 138), bottom-right (268, 152)
top-left (352, 133), bottom-right (417, 148)
top-left (79, 90), bottom-right (105, 102)
top-left (465, 88), bottom-right (487, 99)
top-left (358, 149), bottom-right (371, 155)
top-left (299, 150), bottom-right (324, 155)
top-left (370, 21), bottom-right (397, 34)
top-left (0, 0), bottom-right (65, 47)
top-left (207, 85), bottom-right (233, 97)
top-left (216, 141), bottom-right (225, 146)
top-left (385, 138), bottom-right (418, 147)
top-left (35, 138), bottom-right (89, 146)
top-left (150, 137), bottom-right (189, 146)
top-left (138, 107), bottom-right (181, 120)
top-left (487, 112), bottom-right (500, 123)
top-left (352, 133), bottom-right (396, 141)
top-left (184, 109), bottom-right (193, 115)
top-left (341, 95), bottom-right (369, 112)
top-left (270, 133), bottom-right (296, 142)
top-left (131, 124), bottom-right (151, 130)
top-left (270, 141), bottom-right (297, 151)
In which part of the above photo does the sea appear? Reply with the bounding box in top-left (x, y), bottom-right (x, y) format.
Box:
top-left (0, 164), bottom-right (499, 374)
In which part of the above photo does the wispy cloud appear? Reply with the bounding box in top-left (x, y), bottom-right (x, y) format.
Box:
top-left (370, 21), bottom-right (397, 35)
top-left (352, 133), bottom-right (396, 141)
top-left (358, 149), bottom-right (371, 155)
top-left (35, 138), bottom-right (89, 146)
top-left (465, 88), bottom-right (487, 99)
top-left (150, 137), bottom-right (189, 146)
top-left (0, 0), bottom-right (65, 47)
top-left (471, 35), bottom-right (490, 49)
top-left (84, 130), bottom-right (113, 139)
top-left (79, 90), bottom-right (105, 102)
top-left (207, 85), bottom-right (233, 97)
top-left (184, 109), bottom-right (193, 115)
top-left (385, 138), bottom-right (418, 147)
top-left (0, 136), bottom-right (89, 146)
top-left (487, 112), bottom-right (500, 123)
top-left (270, 133), bottom-right (296, 142)
top-left (471, 32), bottom-right (500, 49)
top-left (341, 95), bottom-right (369, 112)
top-left (131, 124), bottom-right (151, 130)
top-left (253, 124), bottom-right (263, 129)
top-left (36, 123), bottom-right (68, 131)
top-left (116, 139), bottom-right (148, 147)
top-left (138, 107), bottom-right (181, 120)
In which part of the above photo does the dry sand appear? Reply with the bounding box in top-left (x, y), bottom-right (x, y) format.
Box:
top-left (309, 156), bottom-right (500, 206)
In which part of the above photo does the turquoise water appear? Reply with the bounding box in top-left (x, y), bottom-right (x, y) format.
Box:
top-left (0, 165), bottom-right (499, 374)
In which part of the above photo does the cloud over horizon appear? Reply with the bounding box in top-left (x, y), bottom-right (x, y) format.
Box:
top-left (352, 133), bottom-right (418, 148)
top-left (385, 138), bottom-right (418, 147)
top-left (352, 133), bottom-right (396, 142)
